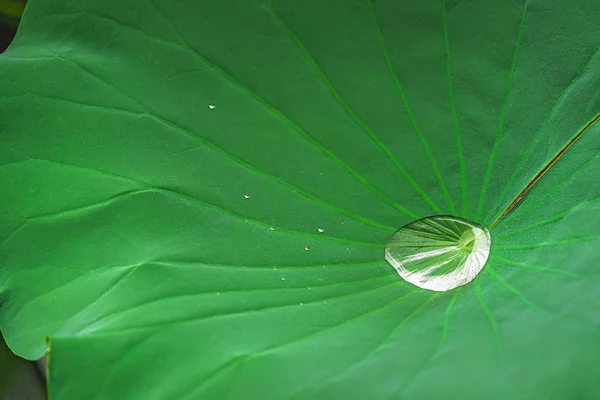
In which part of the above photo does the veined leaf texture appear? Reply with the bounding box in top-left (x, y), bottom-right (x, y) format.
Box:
top-left (1, 0), bottom-right (599, 399)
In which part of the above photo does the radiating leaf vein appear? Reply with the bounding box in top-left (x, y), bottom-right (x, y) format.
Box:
top-left (441, 0), bottom-right (467, 217)
top-left (486, 45), bottom-right (600, 225)
top-left (266, 5), bottom-right (442, 216)
top-left (476, 0), bottom-right (529, 221)
top-left (91, 8), bottom-right (419, 218)
top-left (1, 51), bottom-right (400, 232)
top-left (79, 279), bottom-right (406, 336)
top-left (474, 278), bottom-right (503, 358)
top-left (367, 0), bottom-right (457, 215)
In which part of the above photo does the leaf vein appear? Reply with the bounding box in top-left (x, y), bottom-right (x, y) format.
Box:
top-left (475, 0), bottom-right (529, 221)
top-left (475, 278), bottom-right (503, 358)
top-left (267, 4), bottom-right (443, 216)
top-left (442, 0), bottom-right (467, 217)
top-left (486, 45), bottom-right (600, 225)
top-left (116, 6), bottom-right (419, 218)
top-left (367, 0), bottom-right (456, 215)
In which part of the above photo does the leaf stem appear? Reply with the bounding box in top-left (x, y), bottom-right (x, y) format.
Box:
top-left (490, 112), bottom-right (600, 229)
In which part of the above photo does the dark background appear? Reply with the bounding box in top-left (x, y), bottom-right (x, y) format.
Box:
top-left (0, 0), bottom-right (26, 51)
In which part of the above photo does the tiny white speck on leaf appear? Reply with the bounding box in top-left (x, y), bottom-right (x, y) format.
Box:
top-left (281, 276), bottom-right (286, 281)
top-left (244, 194), bottom-right (250, 199)
top-left (317, 227), bottom-right (324, 233)
top-left (269, 227), bottom-right (275, 231)
top-left (304, 246), bottom-right (310, 251)
top-left (208, 103), bottom-right (215, 109)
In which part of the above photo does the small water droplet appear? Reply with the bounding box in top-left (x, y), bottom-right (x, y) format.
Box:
top-left (208, 103), bottom-right (215, 109)
top-left (281, 276), bottom-right (286, 281)
top-left (385, 215), bottom-right (491, 292)
top-left (317, 227), bottom-right (324, 233)
top-left (304, 246), bottom-right (310, 251)
top-left (244, 194), bottom-right (250, 199)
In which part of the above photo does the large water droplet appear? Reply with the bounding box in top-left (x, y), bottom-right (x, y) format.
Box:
top-left (385, 215), bottom-right (491, 292)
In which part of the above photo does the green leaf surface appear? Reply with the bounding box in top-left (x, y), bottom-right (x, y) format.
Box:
top-left (1, 0), bottom-right (600, 399)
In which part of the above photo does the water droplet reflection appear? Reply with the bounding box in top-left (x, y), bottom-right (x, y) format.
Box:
top-left (385, 215), bottom-right (491, 292)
